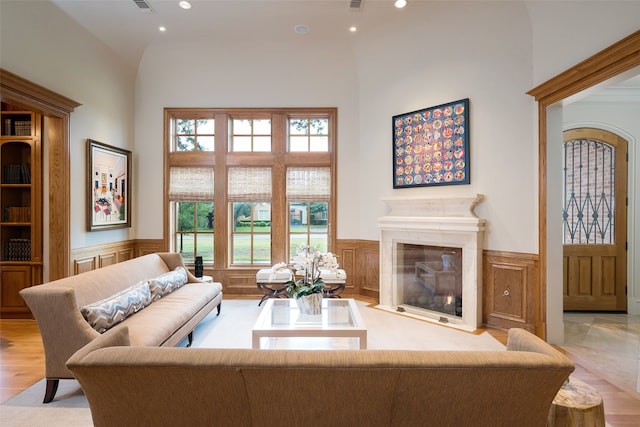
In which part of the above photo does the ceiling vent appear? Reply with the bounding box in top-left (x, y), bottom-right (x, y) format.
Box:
top-left (133, 0), bottom-right (154, 12)
top-left (349, 0), bottom-right (364, 11)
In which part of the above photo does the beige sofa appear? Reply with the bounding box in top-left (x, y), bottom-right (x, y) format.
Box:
top-left (20, 252), bottom-right (222, 403)
top-left (66, 327), bottom-right (573, 427)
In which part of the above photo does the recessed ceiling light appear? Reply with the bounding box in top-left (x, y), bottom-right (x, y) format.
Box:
top-left (349, 26), bottom-right (357, 33)
top-left (159, 26), bottom-right (167, 32)
top-left (294, 24), bottom-right (310, 34)
top-left (179, 1), bottom-right (192, 9)
top-left (394, 0), bottom-right (407, 8)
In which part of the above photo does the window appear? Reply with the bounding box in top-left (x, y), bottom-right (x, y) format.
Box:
top-left (289, 117), bottom-right (329, 152)
top-left (230, 118), bottom-right (271, 152)
top-left (165, 108), bottom-right (336, 270)
top-left (174, 201), bottom-right (214, 264)
top-left (562, 138), bottom-right (615, 244)
top-left (287, 167), bottom-right (330, 254)
top-left (228, 167), bottom-right (272, 264)
top-left (168, 166), bottom-right (214, 263)
top-left (175, 118), bottom-right (214, 151)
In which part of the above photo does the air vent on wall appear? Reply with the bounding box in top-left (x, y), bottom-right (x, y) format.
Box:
top-left (133, 0), bottom-right (154, 12)
top-left (349, 0), bottom-right (364, 11)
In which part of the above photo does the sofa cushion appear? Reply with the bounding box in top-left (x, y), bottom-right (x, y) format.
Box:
top-left (148, 266), bottom-right (189, 302)
top-left (122, 282), bottom-right (222, 347)
top-left (81, 281), bottom-right (152, 333)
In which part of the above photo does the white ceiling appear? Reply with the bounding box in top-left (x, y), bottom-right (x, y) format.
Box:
top-left (48, 0), bottom-right (640, 102)
top-left (49, 0), bottom-right (385, 68)
top-left (576, 73), bottom-right (640, 104)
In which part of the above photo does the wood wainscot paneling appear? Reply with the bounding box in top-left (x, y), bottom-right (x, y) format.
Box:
top-left (70, 239), bottom-right (164, 275)
top-left (72, 240), bottom-right (135, 275)
top-left (74, 257), bottom-right (96, 275)
top-left (483, 250), bottom-right (539, 332)
top-left (335, 239), bottom-right (379, 300)
top-left (98, 252), bottom-right (118, 268)
top-left (221, 270), bottom-right (262, 297)
top-left (135, 239), bottom-right (165, 257)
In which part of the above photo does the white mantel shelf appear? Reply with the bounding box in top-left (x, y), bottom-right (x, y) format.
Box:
top-left (377, 216), bottom-right (486, 233)
top-left (380, 194), bottom-right (484, 218)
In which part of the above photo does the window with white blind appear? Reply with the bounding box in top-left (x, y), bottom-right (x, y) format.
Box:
top-left (287, 167), bottom-right (330, 255)
top-left (168, 166), bottom-right (214, 263)
top-left (165, 108), bottom-right (336, 270)
top-left (228, 167), bottom-right (272, 264)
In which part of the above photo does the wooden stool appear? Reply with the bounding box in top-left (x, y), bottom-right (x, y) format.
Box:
top-left (547, 377), bottom-right (605, 426)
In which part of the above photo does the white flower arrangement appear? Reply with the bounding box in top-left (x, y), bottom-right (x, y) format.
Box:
top-left (285, 244), bottom-right (339, 299)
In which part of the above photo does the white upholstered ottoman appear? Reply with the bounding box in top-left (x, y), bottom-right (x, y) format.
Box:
top-left (256, 268), bottom-right (347, 306)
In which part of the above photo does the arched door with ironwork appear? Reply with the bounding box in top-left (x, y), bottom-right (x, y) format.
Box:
top-left (562, 128), bottom-right (627, 311)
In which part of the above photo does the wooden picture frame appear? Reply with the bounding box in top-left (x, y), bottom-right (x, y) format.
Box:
top-left (393, 98), bottom-right (470, 188)
top-left (87, 139), bottom-right (131, 231)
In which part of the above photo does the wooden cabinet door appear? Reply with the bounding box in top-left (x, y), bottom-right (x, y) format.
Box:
top-left (483, 251), bottom-right (538, 332)
top-left (0, 265), bottom-right (32, 314)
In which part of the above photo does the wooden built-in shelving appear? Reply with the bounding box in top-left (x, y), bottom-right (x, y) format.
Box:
top-left (0, 105), bottom-right (42, 318)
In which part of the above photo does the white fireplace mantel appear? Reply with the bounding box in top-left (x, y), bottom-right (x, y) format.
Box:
top-left (377, 194), bottom-right (486, 332)
top-left (381, 194), bottom-right (484, 218)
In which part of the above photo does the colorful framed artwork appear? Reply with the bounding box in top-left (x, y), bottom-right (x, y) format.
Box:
top-left (87, 139), bottom-right (131, 231)
top-left (392, 98), bottom-right (470, 188)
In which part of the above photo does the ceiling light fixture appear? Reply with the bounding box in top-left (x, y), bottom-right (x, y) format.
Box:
top-left (349, 26), bottom-right (357, 33)
top-left (159, 26), bottom-right (167, 32)
top-left (394, 0), bottom-right (407, 8)
top-left (294, 24), bottom-right (310, 34)
top-left (178, 1), bottom-right (192, 9)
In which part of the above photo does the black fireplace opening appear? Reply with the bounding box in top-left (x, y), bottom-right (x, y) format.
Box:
top-left (396, 243), bottom-right (463, 318)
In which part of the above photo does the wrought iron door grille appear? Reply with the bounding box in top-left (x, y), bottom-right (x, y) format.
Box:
top-left (562, 138), bottom-right (615, 244)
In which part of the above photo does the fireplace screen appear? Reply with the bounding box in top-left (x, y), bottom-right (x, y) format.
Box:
top-left (396, 243), bottom-right (463, 318)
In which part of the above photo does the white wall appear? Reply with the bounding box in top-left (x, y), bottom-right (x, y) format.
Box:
top-left (563, 101), bottom-right (640, 315)
top-left (352, 2), bottom-right (536, 251)
top-left (525, 1), bottom-right (640, 85)
top-left (134, 37), bottom-right (360, 239)
top-left (0, 0), bottom-right (136, 270)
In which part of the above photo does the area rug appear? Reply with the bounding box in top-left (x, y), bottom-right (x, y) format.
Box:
top-left (0, 299), bottom-right (504, 426)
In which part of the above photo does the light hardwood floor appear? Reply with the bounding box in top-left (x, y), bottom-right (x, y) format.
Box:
top-left (1, 313), bottom-right (639, 426)
top-left (0, 319), bottom-right (45, 403)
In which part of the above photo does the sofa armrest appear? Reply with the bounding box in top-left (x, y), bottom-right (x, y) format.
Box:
top-left (20, 286), bottom-right (100, 379)
top-left (506, 328), bottom-right (574, 370)
top-left (67, 326), bottom-right (131, 369)
top-left (155, 252), bottom-right (204, 283)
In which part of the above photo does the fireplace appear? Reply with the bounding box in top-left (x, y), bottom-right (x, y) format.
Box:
top-left (397, 243), bottom-right (463, 318)
top-left (377, 195), bottom-right (485, 331)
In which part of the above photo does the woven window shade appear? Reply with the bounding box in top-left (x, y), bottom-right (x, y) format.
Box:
top-left (228, 167), bottom-right (272, 201)
top-left (286, 167), bottom-right (331, 200)
top-left (169, 167), bottom-right (214, 201)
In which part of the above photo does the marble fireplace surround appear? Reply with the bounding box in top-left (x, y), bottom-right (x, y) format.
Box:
top-left (377, 195), bottom-right (486, 331)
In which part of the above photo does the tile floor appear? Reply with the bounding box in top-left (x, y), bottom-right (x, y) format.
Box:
top-left (562, 312), bottom-right (640, 395)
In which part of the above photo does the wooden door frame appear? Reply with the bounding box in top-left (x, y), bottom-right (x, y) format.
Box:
top-left (0, 68), bottom-right (81, 281)
top-left (527, 30), bottom-right (640, 339)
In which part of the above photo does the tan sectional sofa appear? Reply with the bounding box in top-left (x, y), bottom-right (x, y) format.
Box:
top-left (20, 252), bottom-right (222, 403)
top-left (66, 326), bottom-right (574, 427)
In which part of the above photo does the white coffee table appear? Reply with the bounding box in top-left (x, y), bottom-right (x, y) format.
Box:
top-left (252, 298), bottom-right (367, 350)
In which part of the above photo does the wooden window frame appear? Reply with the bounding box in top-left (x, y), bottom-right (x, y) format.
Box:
top-left (164, 108), bottom-right (337, 270)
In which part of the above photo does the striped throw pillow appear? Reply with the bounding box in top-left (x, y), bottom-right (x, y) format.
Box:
top-left (81, 281), bottom-right (152, 333)
top-left (148, 266), bottom-right (188, 302)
